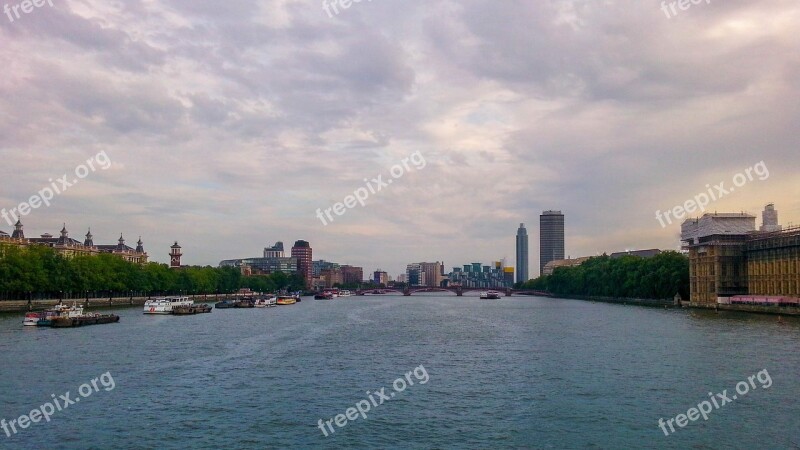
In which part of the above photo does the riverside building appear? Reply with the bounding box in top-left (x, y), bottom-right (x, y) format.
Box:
top-left (681, 205), bottom-right (800, 305)
top-left (0, 220), bottom-right (148, 264)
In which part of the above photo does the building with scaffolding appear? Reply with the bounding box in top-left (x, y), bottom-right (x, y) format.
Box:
top-left (681, 204), bottom-right (800, 305)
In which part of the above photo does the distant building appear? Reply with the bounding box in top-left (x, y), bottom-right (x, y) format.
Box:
top-left (540, 211), bottom-right (565, 276)
top-left (374, 270), bottom-right (388, 285)
top-left (503, 267), bottom-right (514, 285)
top-left (406, 264), bottom-right (426, 287)
top-left (610, 249), bottom-right (662, 259)
top-left (0, 220), bottom-right (148, 264)
top-left (447, 260), bottom-right (513, 288)
top-left (341, 265), bottom-right (363, 285)
top-left (220, 257), bottom-right (298, 275)
top-left (263, 241), bottom-right (285, 258)
top-left (420, 262), bottom-right (444, 287)
top-left (542, 257), bottom-right (592, 276)
top-left (291, 240), bottom-right (313, 288)
top-left (313, 260), bottom-right (340, 277)
top-left (321, 268), bottom-right (343, 287)
top-left (516, 224), bottom-right (528, 283)
top-left (169, 242), bottom-right (182, 268)
top-left (760, 203), bottom-right (782, 232)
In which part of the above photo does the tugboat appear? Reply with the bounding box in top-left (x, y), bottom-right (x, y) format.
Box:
top-left (315, 292), bottom-right (334, 300)
top-left (36, 303), bottom-right (85, 326)
top-left (143, 296), bottom-right (194, 314)
top-left (480, 291), bottom-right (502, 300)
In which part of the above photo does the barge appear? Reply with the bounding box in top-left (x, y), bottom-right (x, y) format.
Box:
top-left (50, 313), bottom-right (120, 327)
top-left (172, 304), bottom-right (213, 315)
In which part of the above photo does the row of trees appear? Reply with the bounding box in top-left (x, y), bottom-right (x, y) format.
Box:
top-left (0, 244), bottom-right (306, 299)
top-left (519, 252), bottom-right (689, 300)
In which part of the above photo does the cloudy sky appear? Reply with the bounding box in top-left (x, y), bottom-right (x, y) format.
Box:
top-left (1, 0), bottom-right (799, 278)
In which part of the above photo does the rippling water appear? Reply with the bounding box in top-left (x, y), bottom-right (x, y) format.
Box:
top-left (1, 295), bottom-right (798, 449)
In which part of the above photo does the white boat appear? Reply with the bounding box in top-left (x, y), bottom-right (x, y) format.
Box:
top-left (23, 312), bottom-right (42, 326)
top-left (255, 296), bottom-right (277, 307)
top-left (480, 291), bottom-right (502, 300)
top-left (338, 290), bottom-right (352, 297)
top-left (143, 296), bottom-right (193, 314)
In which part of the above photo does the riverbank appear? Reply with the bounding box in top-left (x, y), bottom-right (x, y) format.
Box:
top-left (0, 294), bottom-right (223, 314)
top-left (550, 294), bottom-right (678, 308)
top-left (683, 301), bottom-right (800, 316)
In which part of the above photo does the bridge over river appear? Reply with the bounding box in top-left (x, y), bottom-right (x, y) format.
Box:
top-left (355, 287), bottom-right (551, 297)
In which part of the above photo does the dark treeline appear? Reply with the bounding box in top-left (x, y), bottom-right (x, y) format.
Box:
top-left (519, 252), bottom-right (689, 300)
top-left (0, 245), bottom-right (306, 299)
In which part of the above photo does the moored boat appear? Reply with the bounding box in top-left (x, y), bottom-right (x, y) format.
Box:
top-left (215, 299), bottom-right (237, 309)
top-left (254, 296), bottom-right (277, 307)
top-left (23, 312), bottom-right (42, 326)
top-left (480, 291), bottom-right (502, 300)
top-left (234, 298), bottom-right (256, 308)
top-left (339, 290), bottom-right (352, 297)
top-left (276, 296), bottom-right (297, 305)
top-left (37, 303), bottom-right (85, 326)
top-left (315, 292), bottom-right (334, 300)
top-left (172, 304), bottom-right (212, 315)
top-left (50, 313), bottom-right (120, 328)
top-left (144, 296), bottom-right (194, 315)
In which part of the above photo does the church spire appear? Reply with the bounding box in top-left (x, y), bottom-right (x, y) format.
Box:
top-left (11, 219), bottom-right (24, 239)
top-left (136, 236), bottom-right (144, 253)
top-left (57, 224), bottom-right (70, 246)
top-left (84, 228), bottom-right (94, 247)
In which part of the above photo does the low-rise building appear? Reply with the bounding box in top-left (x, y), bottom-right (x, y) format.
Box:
top-left (220, 256), bottom-right (298, 275)
top-left (542, 257), bottom-right (592, 276)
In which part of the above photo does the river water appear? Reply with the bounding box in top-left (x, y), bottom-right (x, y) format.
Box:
top-left (1, 294), bottom-right (798, 449)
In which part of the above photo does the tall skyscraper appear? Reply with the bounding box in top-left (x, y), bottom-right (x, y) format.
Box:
top-left (540, 211), bottom-right (565, 276)
top-left (760, 203), bottom-right (782, 232)
top-left (291, 240), bottom-right (312, 288)
top-left (516, 223), bottom-right (529, 283)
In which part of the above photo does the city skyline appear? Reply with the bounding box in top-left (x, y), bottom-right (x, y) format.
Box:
top-left (2, 1), bottom-right (799, 278)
